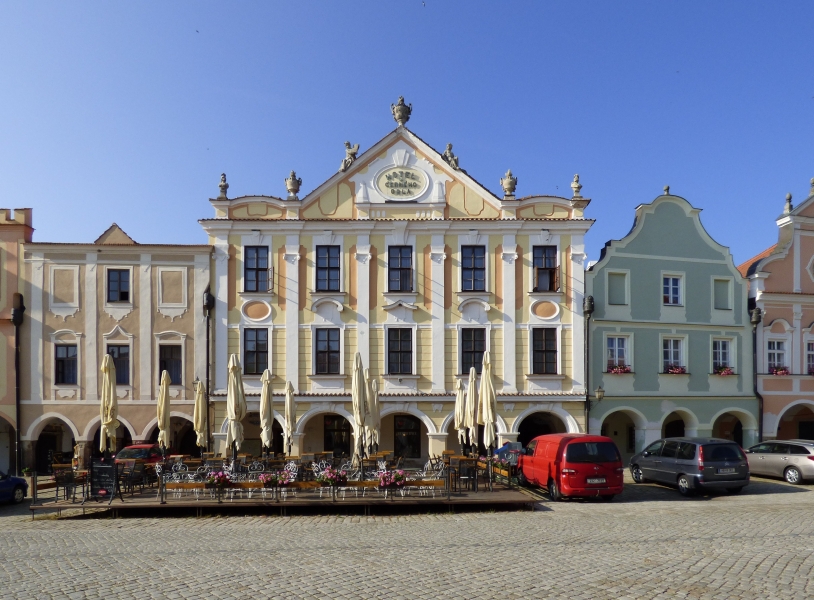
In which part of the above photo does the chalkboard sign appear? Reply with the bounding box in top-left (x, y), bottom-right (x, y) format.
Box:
top-left (84, 459), bottom-right (122, 505)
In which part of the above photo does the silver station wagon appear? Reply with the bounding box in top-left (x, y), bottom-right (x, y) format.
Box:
top-left (746, 440), bottom-right (814, 484)
top-left (629, 437), bottom-right (750, 496)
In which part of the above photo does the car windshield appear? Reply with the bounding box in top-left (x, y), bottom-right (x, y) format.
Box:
top-left (703, 444), bottom-right (744, 461)
top-left (116, 448), bottom-right (151, 460)
top-left (565, 442), bottom-right (620, 463)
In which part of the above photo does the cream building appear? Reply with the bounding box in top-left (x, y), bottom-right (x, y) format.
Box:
top-left (19, 224), bottom-right (211, 471)
top-left (201, 101), bottom-right (594, 460)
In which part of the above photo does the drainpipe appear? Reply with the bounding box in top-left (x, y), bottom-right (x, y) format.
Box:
top-left (583, 295), bottom-right (594, 433)
top-left (11, 293), bottom-right (25, 476)
top-left (751, 308), bottom-right (763, 442)
top-left (203, 285), bottom-right (215, 452)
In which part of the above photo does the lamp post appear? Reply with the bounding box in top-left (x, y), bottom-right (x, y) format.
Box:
top-left (751, 307), bottom-right (763, 442)
top-left (11, 293), bottom-right (24, 476)
top-left (202, 286), bottom-right (215, 452)
top-left (589, 386), bottom-right (605, 413)
top-left (583, 295), bottom-right (594, 433)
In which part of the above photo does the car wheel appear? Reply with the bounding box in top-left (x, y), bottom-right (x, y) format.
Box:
top-left (725, 487), bottom-right (744, 495)
top-left (630, 465), bottom-right (646, 483)
top-left (12, 486), bottom-right (25, 504)
top-left (516, 471), bottom-right (527, 486)
top-left (677, 474), bottom-right (694, 497)
top-left (548, 479), bottom-right (562, 501)
top-left (784, 466), bottom-right (802, 485)
top-left (600, 495), bottom-right (615, 502)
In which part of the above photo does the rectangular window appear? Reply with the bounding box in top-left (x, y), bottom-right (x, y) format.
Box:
top-left (244, 329), bottom-right (268, 375)
top-left (387, 328), bottom-right (412, 375)
top-left (107, 345), bottom-right (130, 385)
top-left (159, 345), bottom-right (182, 385)
top-left (55, 345), bottom-right (78, 385)
top-left (663, 276), bottom-right (681, 305)
top-left (712, 340), bottom-right (730, 370)
top-left (388, 246), bottom-right (413, 292)
top-left (713, 279), bottom-right (731, 310)
top-left (662, 338), bottom-right (682, 372)
top-left (768, 340), bottom-right (786, 370)
top-left (606, 336), bottom-right (627, 369)
top-left (316, 246), bottom-right (341, 292)
top-left (107, 269), bottom-right (130, 303)
top-left (607, 273), bottom-right (627, 305)
top-left (244, 246), bottom-right (269, 293)
top-left (807, 342), bottom-right (814, 375)
top-left (461, 328), bottom-right (486, 374)
top-left (532, 328), bottom-right (558, 374)
top-left (394, 415), bottom-right (421, 458)
top-left (323, 415), bottom-right (351, 457)
top-left (461, 246), bottom-right (486, 292)
top-left (532, 246), bottom-right (558, 292)
top-left (315, 328), bottom-right (340, 374)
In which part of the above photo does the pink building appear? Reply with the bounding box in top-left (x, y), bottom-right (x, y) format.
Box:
top-left (741, 184), bottom-right (814, 440)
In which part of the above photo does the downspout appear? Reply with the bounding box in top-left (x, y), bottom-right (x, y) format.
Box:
top-left (751, 308), bottom-right (763, 442)
top-left (203, 284), bottom-right (215, 452)
top-left (11, 293), bottom-right (25, 476)
top-left (583, 296), bottom-right (594, 433)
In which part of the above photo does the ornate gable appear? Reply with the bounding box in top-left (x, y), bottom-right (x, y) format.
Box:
top-left (94, 223), bottom-right (137, 245)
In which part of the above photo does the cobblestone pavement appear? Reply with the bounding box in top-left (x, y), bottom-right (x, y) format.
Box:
top-left (2, 475), bottom-right (814, 599)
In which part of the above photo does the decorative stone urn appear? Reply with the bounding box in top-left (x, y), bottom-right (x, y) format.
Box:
top-left (285, 171), bottom-right (302, 201)
top-left (218, 173), bottom-right (229, 199)
top-left (500, 169), bottom-right (517, 198)
top-left (391, 96), bottom-right (412, 126)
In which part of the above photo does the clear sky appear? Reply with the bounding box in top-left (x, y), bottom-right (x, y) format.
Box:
top-left (2, 2), bottom-right (813, 264)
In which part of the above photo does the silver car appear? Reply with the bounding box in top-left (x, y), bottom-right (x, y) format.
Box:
top-left (746, 440), bottom-right (814, 484)
top-left (629, 437), bottom-right (750, 496)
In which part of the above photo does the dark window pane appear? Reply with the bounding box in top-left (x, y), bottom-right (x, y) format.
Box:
top-left (461, 328), bottom-right (485, 374)
top-left (159, 345), bottom-right (182, 385)
top-left (532, 329), bottom-right (557, 374)
top-left (107, 269), bottom-right (130, 302)
top-left (388, 328), bottom-right (412, 374)
top-left (55, 344), bottom-right (78, 385)
top-left (316, 246), bottom-right (341, 291)
top-left (244, 246), bottom-right (270, 292)
top-left (315, 328), bottom-right (340, 374)
top-left (461, 246), bottom-right (486, 292)
top-left (107, 345), bottom-right (130, 385)
top-left (244, 328), bottom-right (268, 375)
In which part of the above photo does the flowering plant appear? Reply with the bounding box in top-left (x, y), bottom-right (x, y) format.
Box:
top-left (714, 366), bottom-right (735, 376)
top-left (378, 470), bottom-right (407, 488)
top-left (492, 457), bottom-right (510, 468)
top-left (608, 364), bottom-right (632, 374)
top-left (205, 471), bottom-right (232, 487)
top-left (771, 366), bottom-right (790, 376)
top-left (316, 467), bottom-right (347, 486)
top-left (664, 364), bottom-right (686, 374)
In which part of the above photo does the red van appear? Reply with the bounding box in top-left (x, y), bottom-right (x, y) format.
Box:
top-left (517, 434), bottom-right (624, 501)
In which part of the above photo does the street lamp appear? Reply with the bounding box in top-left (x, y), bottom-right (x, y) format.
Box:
top-left (595, 386), bottom-right (605, 402)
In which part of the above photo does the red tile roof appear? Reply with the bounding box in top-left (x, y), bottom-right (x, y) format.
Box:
top-left (737, 245), bottom-right (776, 277)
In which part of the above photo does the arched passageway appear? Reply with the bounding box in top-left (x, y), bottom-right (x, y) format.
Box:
top-left (712, 413), bottom-right (744, 446)
top-left (301, 413), bottom-right (354, 458)
top-left (91, 424), bottom-right (133, 458)
top-left (0, 416), bottom-right (14, 473)
top-left (601, 411), bottom-right (637, 460)
top-left (776, 405), bottom-right (814, 440)
top-left (662, 412), bottom-right (686, 438)
top-left (517, 411), bottom-right (567, 448)
top-left (148, 416), bottom-right (195, 454)
top-left (379, 414), bottom-right (428, 460)
top-left (35, 418), bottom-right (75, 473)
top-left (444, 420), bottom-right (463, 457)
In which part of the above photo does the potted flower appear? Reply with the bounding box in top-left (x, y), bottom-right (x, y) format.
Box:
top-left (607, 364), bottom-right (632, 374)
top-left (205, 471), bottom-right (232, 488)
top-left (770, 366), bottom-right (790, 376)
top-left (714, 366), bottom-right (735, 376)
top-left (315, 466), bottom-right (347, 486)
top-left (378, 470), bottom-right (407, 489)
top-left (258, 472), bottom-right (278, 488)
top-left (664, 364), bottom-right (687, 374)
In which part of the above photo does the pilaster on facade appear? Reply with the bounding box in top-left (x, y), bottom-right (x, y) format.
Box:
top-left (501, 234), bottom-right (518, 393)
top-left (84, 253), bottom-right (98, 402)
top-left (284, 237), bottom-right (301, 390)
top-left (193, 254), bottom-right (210, 383)
top-left (29, 253), bottom-right (45, 403)
top-left (429, 236), bottom-right (446, 393)
top-left (139, 254), bottom-right (152, 399)
top-left (570, 236), bottom-right (587, 393)
top-left (355, 236), bottom-right (372, 368)
top-left (213, 243), bottom-right (229, 391)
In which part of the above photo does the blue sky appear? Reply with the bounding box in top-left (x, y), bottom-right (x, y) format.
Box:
top-left (2, 2), bottom-right (813, 264)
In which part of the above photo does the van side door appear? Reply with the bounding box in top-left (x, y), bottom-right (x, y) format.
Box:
top-left (522, 440), bottom-right (537, 483)
top-left (639, 440), bottom-right (664, 480)
top-left (657, 441), bottom-right (681, 483)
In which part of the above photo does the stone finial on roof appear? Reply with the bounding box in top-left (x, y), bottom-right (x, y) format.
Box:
top-left (784, 192), bottom-right (793, 215)
top-left (663, 185), bottom-right (670, 195)
top-left (810, 177), bottom-right (814, 196)
top-left (285, 171), bottom-right (302, 201)
top-left (391, 96), bottom-right (412, 126)
top-left (571, 174), bottom-right (582, 198)
top-left (500, 169), bottom-right (517, 199)
top-left (218, 173), bottom-right (229, 199)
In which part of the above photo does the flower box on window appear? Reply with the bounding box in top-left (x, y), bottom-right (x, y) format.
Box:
top-left (607, 364), bottom-right (632, 374)
top-left (663, 365), bottom-right (687, 375)
top-left (713, 366), bottom-right (735, 376)
top-left (770, 366), bottom-right (790, 376)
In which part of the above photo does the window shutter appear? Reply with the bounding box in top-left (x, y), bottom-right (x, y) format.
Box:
top-left (554, 267), bottom-right (560, 293)
top-left (533, 267), bottom-right (539, 292)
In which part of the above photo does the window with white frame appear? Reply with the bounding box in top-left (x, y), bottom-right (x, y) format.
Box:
top-left (107, 345), bottom-right (130, 385)
top-left (387, 328), bottom-right (413, 375)
top-left (461, 327), bottom-right (486, 374)
top-left (461, 246), bottom-right (486, 292)
top-left (159, 345), bottom-right (182, 385)
top-left (807, 342), bottom-right (814, 375)
top-left (712, 339), bottom-right (731, 370)
top-left (606, 336), bottom-right (628, 370)
top-left (662, 338), bottom-right (683, 372)
top-left (243, 328), bottom-right (268, 375)
top-left (244, 246), bottom-right (270, 292)
top-left (607, 272), bottom-right (628, 305)
top-left (315, 328), bottom-right (340, 374)
top-left (531, 328), bottom-right (558, 374)
top-left (767, 340), bottom-right (786, 370)
top-left (315, 246), bottom-right (341, 292)
top-left (388, 246), bottom-right (413, 292)
top-left (663, 276), bottom-right (681, 305)
top-left (55, 345), bottom-right (78, 385)
top-left (713, 279), bottom-right (731, 310)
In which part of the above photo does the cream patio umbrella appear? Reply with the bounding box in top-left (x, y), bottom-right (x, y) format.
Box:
top-left (283, 381), bottom-right (296, 456)
top-left (193, 379), bottom-right (207, 451)
top-left (464, 367), bottom-right (478, 453)
top-left (351, 352), bottom-right (368, 464)
top-left (259, 369), bottom-right (273, 455)
top-left (99, 354), bottom-right (119, 455)
top-left (454, 378), bottom-right (467, 447)
top-left (364, 368), bottom-right (381, 452)
top-left (225, 354), bottom-right (247, 460)
top-left (156, 370), bottom-right (172, 453)
top-left (478, 351), bottom-right (498, 453)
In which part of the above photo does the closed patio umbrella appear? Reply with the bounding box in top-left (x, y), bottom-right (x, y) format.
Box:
top-left (478, 351), bottom-right (497, 452)
top-left (99, 354), bottom-right (119, 455)
top-left (284, 381), bottom-right (296, 456)
top-left (225, 354), bottom-right (247, 459)
top-left (157, 370), bottom-right (171, 453)
top-left (193, 379), bottom-right (207, 450)
top-left (454, 378), bottom-right (467, 446)
top-left (259, 369), bottom-right (273, 454)
top-left (365, 368), bottom-right (380, 451)
top-left (351, 352), bottom-right (368, 463)
top-left (465, 367), bottom-right (478, 452)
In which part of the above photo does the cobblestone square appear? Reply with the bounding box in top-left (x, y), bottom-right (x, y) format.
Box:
top-left (2, 476), bottom-right (813, 599)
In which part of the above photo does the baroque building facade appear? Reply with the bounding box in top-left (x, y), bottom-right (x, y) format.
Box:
top-left (18, 224), bottom-right (211, 471)
top-left (586, 191), bottom-right (758, 461)
top-left (201, 106), bottom-right (593, 460)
